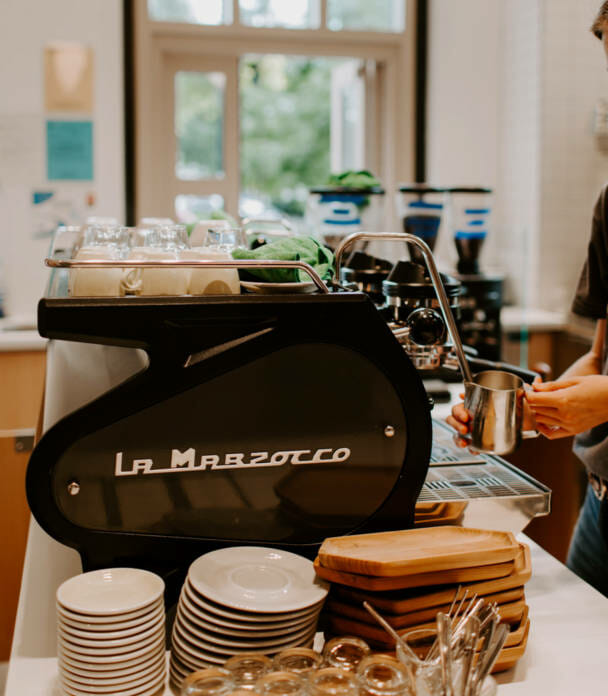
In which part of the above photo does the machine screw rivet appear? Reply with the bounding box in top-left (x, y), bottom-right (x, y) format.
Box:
top-left (67, 481), bottom-right (80, 496)
top-left (384, 425), bottom-right (395, 438)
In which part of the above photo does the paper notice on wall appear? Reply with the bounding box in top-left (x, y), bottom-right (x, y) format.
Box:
top-left (46, 120), bottom-right (93, 181)
top-left (44, 42), bottom-right (94, 113)
top-left (31, 189), bottom-right (86, 240)
top-left (0, 115), bottom-right (44, 188)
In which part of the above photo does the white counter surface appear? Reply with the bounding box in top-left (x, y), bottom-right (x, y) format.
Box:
top-left (0, 329), bottom-right (46, 352)
top-left (6, 534), bottom-right (608, 695)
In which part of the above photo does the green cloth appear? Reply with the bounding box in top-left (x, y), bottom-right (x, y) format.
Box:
top-left (232, 237), bottom-right (334, 283)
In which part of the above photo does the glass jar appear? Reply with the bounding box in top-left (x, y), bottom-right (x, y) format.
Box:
top-left (181, 667), bottom-right (235, 696)
top-left (356, 655), bottom-right (410, 696)
top-left (224, 654), bottom-right (274, 690)
top-left (308, 667), bottom-right (358, 696)
top-left (273, 648), bottom-right (323, 675)
top-left (323, 636), bottom-right (371, 672)
top-left (254, 671), bottom-right (306, 696)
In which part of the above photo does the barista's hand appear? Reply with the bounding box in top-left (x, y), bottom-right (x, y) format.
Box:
top-left (525, 375), bottom-right (608, 439)
top-left (446, 377), bottom-right (541, 446)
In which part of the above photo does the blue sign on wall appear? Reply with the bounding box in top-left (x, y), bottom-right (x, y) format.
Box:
top-left (46, 120), bottom-right (93, 181)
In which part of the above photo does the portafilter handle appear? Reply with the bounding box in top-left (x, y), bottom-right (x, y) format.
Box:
top-left (333, 231), bottom-right (474, 383)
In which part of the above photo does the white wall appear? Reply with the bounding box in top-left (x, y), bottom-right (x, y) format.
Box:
top-left (428, 0), bottom-right (608, 312)
top-left (0, 0), bottom-right (124, 319)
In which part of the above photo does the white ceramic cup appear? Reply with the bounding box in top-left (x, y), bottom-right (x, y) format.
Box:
top-left (126, 247), bottom-right (189, 296)
top-left (69, 246), bottom-right (124, 297)
top-left (180, 247), bottom-right (240, 295)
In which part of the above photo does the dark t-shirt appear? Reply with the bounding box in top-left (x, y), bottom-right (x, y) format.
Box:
top-left (571, 185), bottom-right (608, 478)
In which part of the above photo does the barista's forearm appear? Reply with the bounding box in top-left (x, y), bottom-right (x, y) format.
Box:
top-left (558, 319), bottom-right (605, 380)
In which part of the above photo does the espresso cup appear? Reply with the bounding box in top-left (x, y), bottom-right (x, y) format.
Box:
top-left (126, 247), bottom-right (189, 296)
top-left (464, 370), bottom-right (538, 455)
top-left (180, 247), bottom-right (240, 295)
top-left (69, 246), bottom-right (123, 297)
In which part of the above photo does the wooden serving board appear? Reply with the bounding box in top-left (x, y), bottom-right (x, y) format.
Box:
top-left (414, 502), bottom-right (468, 527)
top-left (332, 543), bottom-right (531, 613)
top-left (313, 556), bottom-right (515, 592)
top-left (318, 527), bottom-right (519, 577)
top-left (325, 587), bottom-right (525, 630)
top-left (325, 598), bottom-right (527, 648)
top-left (491, 615), bottom-right (530, 673)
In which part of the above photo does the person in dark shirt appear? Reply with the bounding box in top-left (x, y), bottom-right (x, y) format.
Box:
top-left (448, 2), bottom-right (608, 597)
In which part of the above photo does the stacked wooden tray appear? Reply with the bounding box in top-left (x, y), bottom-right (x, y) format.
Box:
top-left (315, 526), bottom-right (531, 674)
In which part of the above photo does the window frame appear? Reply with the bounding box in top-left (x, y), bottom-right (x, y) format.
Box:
top-left (132, 0), bottom-right (418, 228)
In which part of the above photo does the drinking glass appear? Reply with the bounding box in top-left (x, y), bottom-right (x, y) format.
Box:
top-left (224, 654), bottom-right (273, 690)
top-left (356, 655), bottom-right (411, 696)
top-left (323, 636), bottom-right (371, 672)
top-left (82, 224), bottom-right (130, 254)
top-left (396, 629), bottom-right (443, 696)
top-left (204, 226), bottom-right (248, 251)
top-left (181, 667), bottom-right (235, 696)
top-left (273, 648), bottom-right (323, 675)
top-left (308, 667), bottom-right (358, 696)
top-left (254, 671), bottom-right (306, 696)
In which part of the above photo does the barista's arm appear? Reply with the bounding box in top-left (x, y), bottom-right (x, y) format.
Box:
top-left (526, 319), bottom-right (608, 439)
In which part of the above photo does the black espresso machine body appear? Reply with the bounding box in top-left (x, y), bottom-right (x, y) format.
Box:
top-left (27, 291), bottom-right (432, 595)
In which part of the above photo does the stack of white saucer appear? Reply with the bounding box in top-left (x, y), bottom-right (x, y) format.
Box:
top-left (56, 568), bottom-right (166, 696)
top-left (170, 547), bottom-right (329, 691)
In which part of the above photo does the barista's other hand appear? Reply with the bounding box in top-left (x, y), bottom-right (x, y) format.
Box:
top-left (525, 374), bottom-right (608, 439)
top-left (446, 393), bottom-right (470, 444)
top-left (447, 377), bottom-right (541, 445)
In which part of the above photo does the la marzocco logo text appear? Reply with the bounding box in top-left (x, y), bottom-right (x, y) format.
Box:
top-left (114, 447), bottom-right (351, 477)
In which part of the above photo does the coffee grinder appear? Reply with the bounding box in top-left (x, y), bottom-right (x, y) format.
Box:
top-left (447, 187), bottom-right (504, 362)
top-left (396, 184), bottom-right (447, 264)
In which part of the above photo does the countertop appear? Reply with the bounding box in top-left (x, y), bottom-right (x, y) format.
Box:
top-left (0, 315), bottom-right (46, 352)
top-left (6, 535), bottom-right (608, 695)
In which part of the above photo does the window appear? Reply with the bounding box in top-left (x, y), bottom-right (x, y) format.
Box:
top-left (134, 0), bottom-right (415, 229)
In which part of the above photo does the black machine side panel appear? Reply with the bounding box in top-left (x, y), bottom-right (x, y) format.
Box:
top-left (53, 344), bottom-right (407, 542)
top-left (28, 292), bottom-right (432, 582)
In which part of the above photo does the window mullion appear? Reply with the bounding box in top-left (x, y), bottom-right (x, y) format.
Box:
top-left (320, 0), bottom-right (327, 30)
top-left (232, 0), bottom-right (240, 26)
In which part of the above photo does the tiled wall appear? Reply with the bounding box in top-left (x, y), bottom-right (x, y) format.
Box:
top-left (428, 0), bottom-right (608, 312)
top-left (537, 0), bottom-right (608, 312)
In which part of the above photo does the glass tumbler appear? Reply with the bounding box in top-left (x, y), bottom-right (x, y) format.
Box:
top-left (396, 629), bottom-right (443, 696)
top-left (181, 667), bottom-right (235, 696)
top-left (224, 654), bottom-right (274, 690)
top-left (273, 648), bottom-right (323, 675)
top-left (323, 636), bottom-right (371, 672)
top-left (356, 655), bottom-right (411, 696)
top-left (254, 671), bottom-right (306, 696)
top-left (308, 667), bottom-right (358, 696)
top-left (204, 226), bottom-right (248, 251)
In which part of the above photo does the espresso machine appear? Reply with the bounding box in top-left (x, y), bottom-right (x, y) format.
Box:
top-left (21, 228), bottom-right (549, 645)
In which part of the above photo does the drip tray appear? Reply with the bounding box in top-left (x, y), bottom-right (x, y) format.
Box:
top-left (421, 420), bottom-right (551, 533)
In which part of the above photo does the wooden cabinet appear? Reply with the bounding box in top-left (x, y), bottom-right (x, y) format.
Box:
top-left (0, 349), bottom-right (46, 660)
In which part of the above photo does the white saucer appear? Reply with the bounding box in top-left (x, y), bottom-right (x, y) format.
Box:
top-left (61, 651), bottom-right (166, 681)
top-left (183, 581), bottom-right (323, 624)
top-left (172, 623), bottom-right (316, 661)
top-left (59, 619), bottom-right (164, 649)
top-left (58, 646), bottom-right (165, 675)
top-left (59, 672), bottom-right (165, 696)
top-left (58, 634), bottom-right (165, 663)
top-left (58, 600), bottom-right (164, 630)
top-left (58, 607), bottom-right (165, 640)
top-left (177, 600), bottom-right (314, 638)
top-left (59, 661), bottom-right (166, 692)
top-left (240, 281), bottom-right (317, 294)
top-left (57, 569), bottom-right (164, 616)
top-left (175, 613), bottom-right (317, 650)
top-left (187, 549), bottom-right (328, 613)
top-left (58, 627), bottom-right (164, 657)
